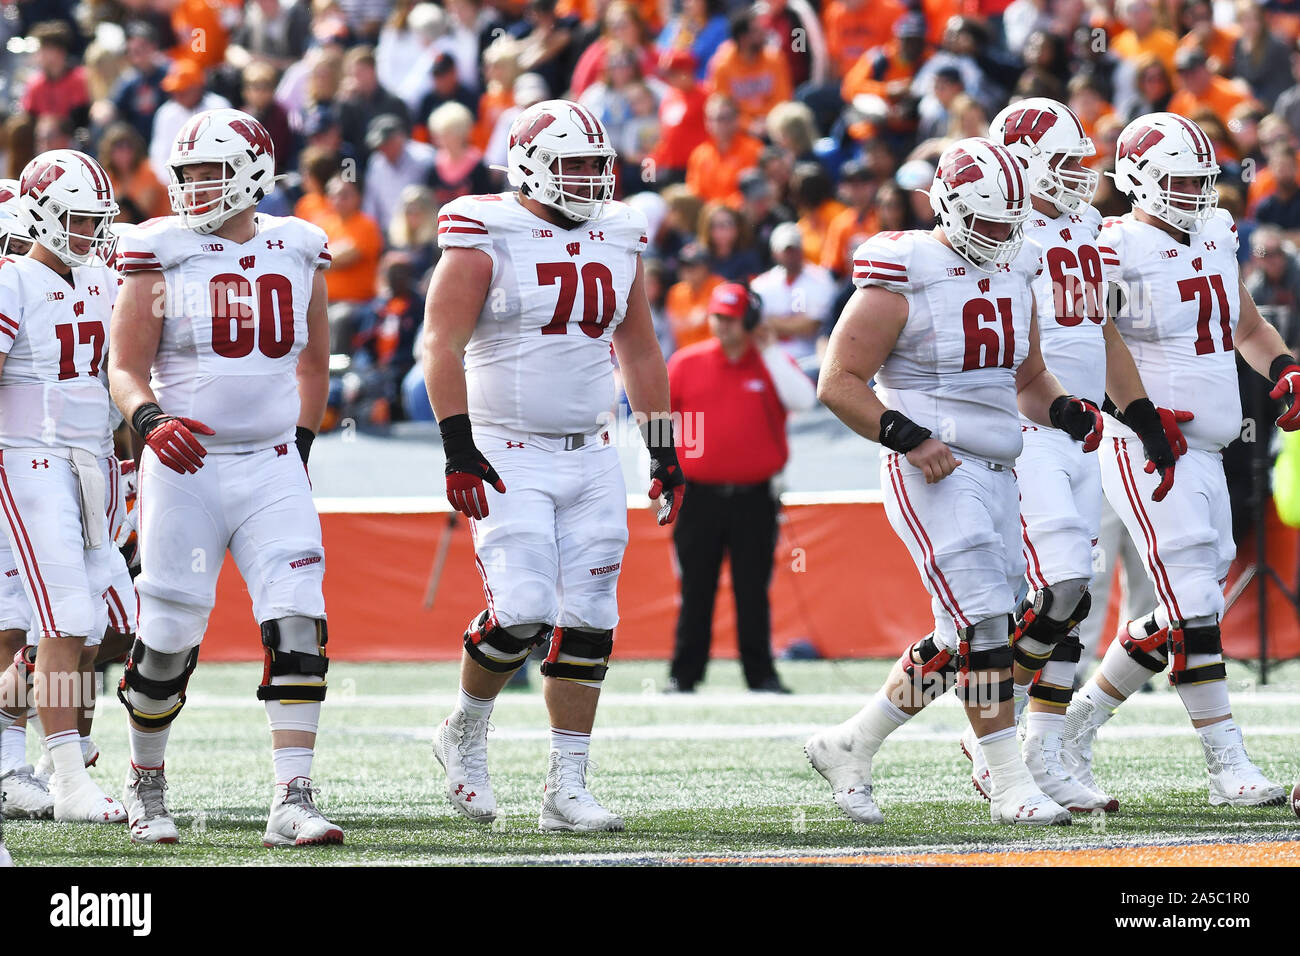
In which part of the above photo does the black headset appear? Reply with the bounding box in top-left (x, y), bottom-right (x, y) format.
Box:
top-left (742, 289), bottom-right (762, 332)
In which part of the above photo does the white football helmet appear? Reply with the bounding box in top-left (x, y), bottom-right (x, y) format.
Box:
top-left (506, 99), bottom-right (616, 222)
top-left (1110, 112), bottom-right (1220, 234)
top-left (930, 137), bottom-right (1030, 271)
top-left (0, 178), bottom-right (25, 256)
top-left (167, 108), bottom-right (276, 234)
top-left (988, 97), bottom-right (1098, 214)
top-left (16, 151), bottom-right (119, 267)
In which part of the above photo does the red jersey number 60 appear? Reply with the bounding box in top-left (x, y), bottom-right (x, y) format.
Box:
top-left (209, 273), bottom-right (295, 358)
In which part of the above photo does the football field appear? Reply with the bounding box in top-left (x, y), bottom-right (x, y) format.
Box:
top-left (6, 659), bottom-right (1299, 866)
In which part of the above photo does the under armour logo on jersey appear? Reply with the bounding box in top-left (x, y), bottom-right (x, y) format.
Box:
top-left (978, 277), bottom-right (991, 293)
top-left (1204, 240), bottom-right (1217, 250)
top-left (1059, 228), bottom-right (1072, 242)
top-left (73, 301), bottom-right (84, 316)
top-left (566, 242), bottom-right (580, 257)
top-left (240, 255), bottom-right (256, 270)
top-left (266, 239), bottom-right (284, 250)
top-left (275, 444), bottom-right (288, 457)
top-left (994, 263), bottom-right (1011, 272)
top-left (1068, 214), bottom-right (1083, 223)
top-left (31, 459), bottom-right (48, 469)
top-left (1192, 256), bottom-right (1204, 272)
top-left (505, 441), bottom-right (523, 448)
top-left (88, 286), bottom-right (100, 295)
top-left (588, 231), bottom-right (605, 241)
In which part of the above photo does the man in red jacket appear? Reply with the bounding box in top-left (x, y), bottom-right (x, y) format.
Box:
top-left (665, 282), bottom-right (816, 692)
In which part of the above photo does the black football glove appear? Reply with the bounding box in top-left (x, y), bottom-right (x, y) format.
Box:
top-left (1121, 399), bottom-right (1193, 502)
top-left (641, 418), bottom-right (684, 525)
top-left (1049, 395), bottom-right (1103, 453)
top-left (440, 414), bottom-right (506, 520)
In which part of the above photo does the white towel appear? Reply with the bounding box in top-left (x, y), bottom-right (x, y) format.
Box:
top-left (67, 449), bottom-right (106, 550)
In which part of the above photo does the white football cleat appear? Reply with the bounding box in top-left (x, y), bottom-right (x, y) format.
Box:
top-left (989, 784), bottom-right (1072, 826)
top-left (1201, 722), bottom-right (1287, 807)
top-left (1, 766), bottom-right (54, 819)
top-left (804, 728), bottom-right (884, 824)
top-left (433, 710), bottom-right (497, 823)
top-left (50, 771), bottom-right (127, 824)
top-left (539, 751), bottom-right (624, 832)
top-left (1024, 730), bottom-right (1118, 813)
top-left (263, 777), bottom-right (344, 847)
top-left (1060, 694), bottom-right (1110, 795)
top-left (959, 726), bottom-right (992, 802)
top-left (34, 737), bottom-right (97, 785)
top-left (123, 765), bottom-right (179, 844)
top-left (0, 841), bottom-right (12, 867)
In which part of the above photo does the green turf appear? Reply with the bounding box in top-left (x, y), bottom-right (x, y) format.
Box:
top-left (6, 660), bottom-right (1299, 865)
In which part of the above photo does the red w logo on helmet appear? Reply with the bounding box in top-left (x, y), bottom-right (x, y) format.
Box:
top-left (1002, 108), bottom-right (1057, 145)
top-left (1118, 125), bottom-right (1165, 161)
top-left (939, 148), bottom-right (983, 189)
top-left (21, 162), bottom-right (65, 198)
top-left (228, 118), bottom-right (274, 158)
top-left (510, 112), bottom-right (557, 149)
top-left (0, 186), bottom-right (14, 204)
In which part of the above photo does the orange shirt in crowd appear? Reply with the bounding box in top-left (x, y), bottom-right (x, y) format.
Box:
top-left (556, 0), bottom-right (662, 31)
top-left (665, 274), bottom-right (724, 350)
top-left (1177, 25), bottom-right (1239, 72)
top-left (1076, 103), bottom-right (1116, 168)
top-left (1247, 166), bottom-right (1300, 215)
top-left (821, 206), bottom-right (879, 277)
top-left (798, 199), bottom-right (847, 265)
top-left (472, 88), bottom-right (514, 152)
top-left (706, 42), bottom-right (792, 131)
top-left (319, 210), bottom-right (384, 304)
top-left (823, 0), bottom-right (904, 80)
top-left (110, 163), bottom-right (173, 221)
top-left (294, 192), bottom-right (332, 224)
top-left (686, 133), bottom-right (763, 206)
top-left (1167, 76), bottom-right (1255, 123)
top-left (1111, 28), bottom-right (1179, 74)
top-left (840, 42), bottom-right (921, 103)
top-left (171, 0), bottom-right (235, 68)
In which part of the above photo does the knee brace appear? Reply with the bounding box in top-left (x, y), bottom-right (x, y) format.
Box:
top-left (899, 634), bottom-right (958, 703)
top-left (117, 638), bottom-right (199, 729)
top-left (1012, 583), bottom-right (1092, 671)
top-left (1028, 631), bottom-right (1083, 707)
top-left (463, 611), bottom-right (550, 674)
top-left (1119, 611), bottom-right (1169, 673)
top-left (541, 627), bottom-right (613, 685)
top-left (1168, 621), bottom-right (1225, 686)
top-left (258, 617), bottom-right (329, 703)
top-left (956, 616), bottom-right (1014, 706)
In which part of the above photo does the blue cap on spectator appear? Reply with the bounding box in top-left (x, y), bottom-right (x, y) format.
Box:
top-left (894, 13), bottom-right (926, 38)
top-left (303, 104), bottom-right (340, 138)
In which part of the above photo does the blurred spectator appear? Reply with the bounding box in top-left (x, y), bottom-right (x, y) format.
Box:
top-left (659, 184), bottom-right (706, 265)
top-left (738, 168), bottom-right (793, 270)
top-left (642, 257), bottom-right (676, 359)
top-left (945, 91), bottom-right (990, 139)
top-left (821, 159), bottom-right (879, 279)
top-left (1168, 48), bottom-right (1255, 119)
top-left (823, 0), bottom-right (904, 83)
top-left (1178, 0), bottom-right (1238, 76)
top-left (350, 254), bottom-right (427, 423)
top-left (84, 36), bottom-right (128, 105)
top-left (751, 222), bottom-right (836, 363)
top-left (765, 101), bottom-right (818, 164)
top-left (342, 46), bottom-right (412, 163)
top-left (685, 93), bottom-right (763, 205)
top-left (35, 115), bottom-right (75, 153)
top-left (1235, 0), bottom-right (1294, 110)
top-left (1068, 22), bottom-right (1125, 110)
top-left (5, 116), bottom-right (36, 180)
top-left (100, 122), bottom-right (171, 221)
top-left (698, 202), bottom-right (761, 281)
top-left (757, 0), bottom-right (827, 92)
top-left (301, 105), bottom-right (349, 161)
top-left (110, 22), bottom-right (169, 142)
top-left (616, 83), bottom-right (661, 181)
top-left (1125, 52), bottom-right (1173, 121)
top-left (1217, 183), bottom-right (1250, 263)
top-left (872, 178), bottom-right (919, 231)
top-left (338, 0), bottom-right (390, 43)
top-left (1246, 226), bottom-right (1300, 340)
top-left (426, 102), bottom-right (491, 204)
top-left (705, 9), bottom-right (791, 138)
top-left (915, 65), bottom-right (964, 141)
top-left (276, 41), bottom-right (346, 129)
top-left (1273, 40), bottom-right (1300, 139)
top-left (168, 0), bottom-right (237, 70)
top-left (1247, 114), bottom-right (1295, 214)
top-left (387, 3), bottom-right (451, 115)
top-left (510, 0), bottom-right (578, 102)
top-left (320, 176), bottom-right (384, 307)
top-left (1110, 0), bottom-right (1178, 75)
top-left (295, 147), bottom-right (342, 223)
top-left (571, 1), bottom-right (660, 98)
top-left (841, 12), bottom-right (928, 105)
top-left (416, 53), bottom-right (477, 139)
top-left (242, 62), bottom-right (295, 174)
top-left (791, 162), bottom-right (845, 267)
top-left (1004, 0), bottom-right (1053, 54)
top-left (1067, 74), bottom-right (1115, 161)
top-left (387, 183), bottom-right (441, 277)
top-left (579, 43), bottom-right (661, 158)
top-left (627, 191), bottom-right (669, 254)
top-left (1191, 110), bottom-right (1241, 166)
top-left (758, 143), bottom-right (796, 210)
top-left (226, 0), bottom-right (312, 71)
top-left (440, 0), bottom-right (490, 94)
top-left (485, 72), bottom-right (551, 174)
top-left (910, 17), bottom-right (1005, 117)
top-left (896, 159), bottom-right (936, 228)
top-left (651, 49), bottom-right (708, 183)
top-left (22, 21), bottom-right (91, 128)
top-left (363, 115), bottom-right (437, 230)
top-left (1257, 147), bottom-right (1300, 236)
top-left (473, 36), bottom-right (523, 151)
top-left (665, 242), bottom-right (723, 350)
top-left (657, 0), bottom-right (729, 80)
top-left (149, 60), bottom-right (231, 181)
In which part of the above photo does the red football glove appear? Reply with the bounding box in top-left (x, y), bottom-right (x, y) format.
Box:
top-left (1270, 363), bottom-right (1300, 431)
top-left (1050, 395), bottom-right (1103, 453)
top-left (440, 414), bottom-right (505, 520)
top-left (1158, 407), bottom-right (1193, 458)
top-left (144, 417), bottom-right (214, 474)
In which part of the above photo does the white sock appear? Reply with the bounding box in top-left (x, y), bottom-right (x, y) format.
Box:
top-left (1026, 710), bottom-right (1066, 738)
top-left (272, 746), bottom-right (314, 784)
top-left (843, 693), bottom-right (909, 758)
top-left (1081, 680), bottom-right (1124, 714)
top-left (80, 735), bottom-right (95, 760)
top-left (47, 729), bottom-right (85, 782)
top-left (1, 724), bottom-right (25, 774)
top-left (979, 726), bottom-right (1035, 793)
top-left (1196, 716), bottom-right (1236, 745)
top-left (129, 725), bottom-right (170, 770)
top-left (551, 728), bottom-right (590, 758)
top-left (458, 687), bottom-right (494, 720)
top-left (1176, 661), bottom-right (1231, 722)
top-left (1095, 636), bottom-right (1157, 700)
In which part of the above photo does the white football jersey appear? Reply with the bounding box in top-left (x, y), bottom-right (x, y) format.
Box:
top-left (1100, 208), bottom-right (1241, 452)
top-left (115, 215), bottom-right (330, 453)
top-left (1023, 204), bottom-right (1108, 421)
top-left (436, 193), bottom-right (648, 435)
top-left (0, 255), bottom-right (117, 456)
top-left (853, 229), bottom-right (1039, 466)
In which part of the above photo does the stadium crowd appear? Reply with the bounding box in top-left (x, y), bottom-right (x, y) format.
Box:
top-left (3, 0), bottom-right (1300, 427)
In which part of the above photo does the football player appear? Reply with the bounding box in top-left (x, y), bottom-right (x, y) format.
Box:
top-left (955, 98), bottom-right (1190, 813)
top-left (1061, 113), bottom-right (1292, 806)
top-left (0, 150), bottom-right (126, 824)
top-left (805, 138), bottom-right (1107, 826)
top-left (109, 109), bottom-right (341, 846)
top-left (0, 179), bottom-right (32, 257)
top-left (423, 99), bottom-right (683, 831)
